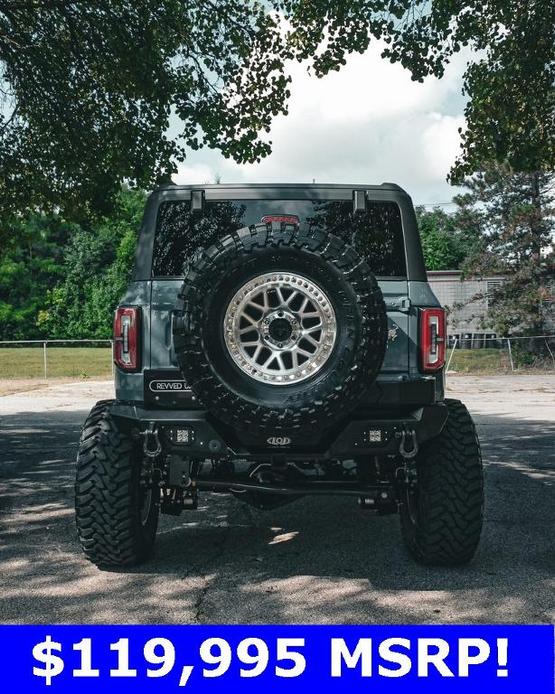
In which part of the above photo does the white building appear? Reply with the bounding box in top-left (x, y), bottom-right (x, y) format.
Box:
top-left (427, 270), bottom-right (555, 346)
top-left (427, 270), bottom-right (504, 346)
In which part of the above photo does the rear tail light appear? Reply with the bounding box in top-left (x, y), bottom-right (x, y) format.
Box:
top-left (114, 306), bottom-right (141, 371)
top-left (420, 308), bottom-right (446, 372)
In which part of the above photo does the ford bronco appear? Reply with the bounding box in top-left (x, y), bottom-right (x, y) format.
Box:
top-left (75, 183), bottom-right (484, 568)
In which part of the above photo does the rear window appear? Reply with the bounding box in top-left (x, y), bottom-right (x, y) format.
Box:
top-left (152, 199), bottom-right (406, 277)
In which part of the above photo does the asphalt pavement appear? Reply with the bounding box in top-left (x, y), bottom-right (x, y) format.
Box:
top-left (0, 375), bottom-right (553, 624)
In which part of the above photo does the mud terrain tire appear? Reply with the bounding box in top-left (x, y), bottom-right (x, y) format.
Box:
top-left (173, 223), bottom-right (387, 435)
top-left (75, 400), bottom-right (159, 568)
top-left (400, 398), bottom-right (484, 565)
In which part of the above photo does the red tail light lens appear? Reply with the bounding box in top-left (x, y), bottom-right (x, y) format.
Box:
top-left (420, 308), bottom-right (446, 372)
top-left (114, 307), bottom-right (141, 371)
top-left (261, 214), bottom-right (300, 225)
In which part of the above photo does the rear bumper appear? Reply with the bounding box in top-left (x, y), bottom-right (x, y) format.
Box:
top-left (109, 401), bottom-right (448, 460)
top-left (139, 370), bottom-right (441, 410)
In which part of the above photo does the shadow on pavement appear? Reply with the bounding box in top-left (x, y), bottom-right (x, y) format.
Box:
top-left (0, 408), bottom-right (553, 624)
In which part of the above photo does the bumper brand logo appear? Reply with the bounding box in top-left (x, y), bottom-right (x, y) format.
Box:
top-left (267, 436), bottom-right (292, 446)
top-left (149, 380), bottom-right (189, 392)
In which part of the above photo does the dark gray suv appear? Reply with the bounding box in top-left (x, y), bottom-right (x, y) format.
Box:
top-left (75, 183), bottom-right (484, 569)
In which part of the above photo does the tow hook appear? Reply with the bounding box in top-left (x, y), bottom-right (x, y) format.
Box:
top-left (143, 421), bottom-right (162, 458)
top-left (398, 429), bottom-right (418, 459)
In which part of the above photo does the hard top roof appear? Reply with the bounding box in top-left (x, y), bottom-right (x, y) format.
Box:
top-left (153, 181), bottom-right (408, 193)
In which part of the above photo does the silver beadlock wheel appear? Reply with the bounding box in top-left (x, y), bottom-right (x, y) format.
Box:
top-left (223, 272), bottom-right (337, 384)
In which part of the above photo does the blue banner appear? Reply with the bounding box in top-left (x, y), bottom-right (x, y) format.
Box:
top-left (1, 625), bottom-right (552, 692)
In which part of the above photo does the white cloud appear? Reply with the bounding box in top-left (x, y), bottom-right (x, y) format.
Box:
top-left (173, 162), bottom-right (215, 185)
top-left (176, 41), bottom-right (471, 204)
top-left (421, 113), bottom-right (466, 181)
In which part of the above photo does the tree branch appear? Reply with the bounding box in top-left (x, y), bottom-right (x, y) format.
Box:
top-left (0, 103), bottom-right (18, 132)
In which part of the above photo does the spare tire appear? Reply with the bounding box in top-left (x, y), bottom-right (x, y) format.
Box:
top-left (173, 222), bottom-right (387, 435)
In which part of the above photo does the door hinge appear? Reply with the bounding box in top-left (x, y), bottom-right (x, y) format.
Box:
top-left (386, 296), bottom-right (411, 312)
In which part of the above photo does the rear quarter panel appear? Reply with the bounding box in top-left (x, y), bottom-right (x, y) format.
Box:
top-left (114, 280), bottom-right (151, 402)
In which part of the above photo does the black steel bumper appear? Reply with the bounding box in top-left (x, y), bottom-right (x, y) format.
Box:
top-left (110, 401), bottom-right (448, 461)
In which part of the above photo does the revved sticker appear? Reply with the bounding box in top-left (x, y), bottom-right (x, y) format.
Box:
top-left (149, 380), bottom-right (190, 392)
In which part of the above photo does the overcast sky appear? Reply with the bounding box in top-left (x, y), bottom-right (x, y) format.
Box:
top-left (174, 42), bottom-right (471, 207)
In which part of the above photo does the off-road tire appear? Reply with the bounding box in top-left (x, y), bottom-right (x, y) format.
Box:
top-left (400, 398), bottom-right (484, 565)
top-left (173, 222), bottom-right (387, 435)
top-left (75, 400), bottom-right (159, 568)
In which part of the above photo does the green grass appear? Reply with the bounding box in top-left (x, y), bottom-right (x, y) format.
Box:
top-left (447, 347), bottom-right (554, 373)
top-left (446, 348), bottom-right (510, 373)
top-left (0, 346), bottom-right (549, 380)
top-left (0, 347), bottom-right (113, 379)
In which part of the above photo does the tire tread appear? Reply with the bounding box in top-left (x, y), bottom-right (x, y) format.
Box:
top-left (173, 223), bottom-right (387, 434)
top-left (75, 400), bottom-right (158, 568)
top-left (400, 398), bottom-right (484, 566)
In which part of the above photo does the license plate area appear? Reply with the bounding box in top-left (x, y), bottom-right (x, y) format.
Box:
top-left (144, 369), bottom-right (200, 409)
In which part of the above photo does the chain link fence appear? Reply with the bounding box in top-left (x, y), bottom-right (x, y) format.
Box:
top-left (0, 335), bottom-right (554, 380)
top-left (0, 340), bottom-right (113, 380)
top-left (446, 335), bottom-right (555, 373)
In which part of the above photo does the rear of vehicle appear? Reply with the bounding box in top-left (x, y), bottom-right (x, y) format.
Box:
top-left (75, 184), bottom-right (483, 569)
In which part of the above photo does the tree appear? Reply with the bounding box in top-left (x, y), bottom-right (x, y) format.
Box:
top-left (0, 1), bottom-right (289, 221)
top-left (280, 0), bottom-right (555, 181)
top-left (38, 188), bottom-right (146, 338)
top-left (454, 165), bottom-right (555, 335)
top-left (2, 1), bottom-right (553, 225)
top-left (0, 213), bottom-right (73, 339)
top-left (415, 206), bottom-right (478, 271)
top-left (0, 187), bottom-right (145, 340)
